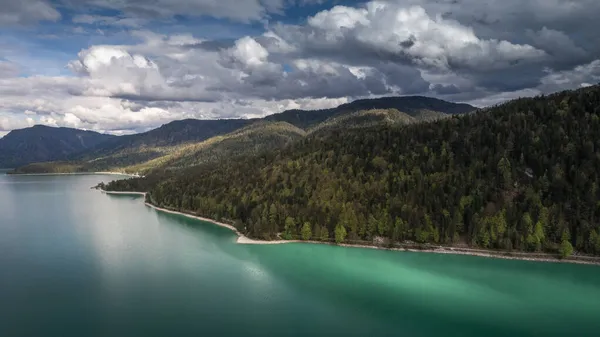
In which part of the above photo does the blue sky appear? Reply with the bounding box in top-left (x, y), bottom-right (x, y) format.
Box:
top-left (3, 1), bottom-right (361, 77)
top-left (1, 0), bottom-right (599, 136)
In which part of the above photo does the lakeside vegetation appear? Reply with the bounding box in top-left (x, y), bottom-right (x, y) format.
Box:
top-left (107, 85), bottom-right (600, 258)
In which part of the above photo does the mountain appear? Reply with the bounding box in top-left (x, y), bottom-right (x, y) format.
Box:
top-left (123, 121), bottom-right (306, 173)
top-left (73, 118), bottom-right (254, 164)
top-left (85, 95), bottom-right (474, 157)
top-left (0, 125), bottom-right (116, 168)
top-left (11, 119), bottom-right (253, 173)
top-left (20, 122), bottom-right (306, 175)
top-left (263, 96), bottom-right (475, 129)
top-left (107, 85), bottom-right (600, 257)
top-left (11, 96), bottom-right (475, 173)
top-left (87, 118), bottom-right (253, 154)
top-left (308, 108), bottom-right (448, 134)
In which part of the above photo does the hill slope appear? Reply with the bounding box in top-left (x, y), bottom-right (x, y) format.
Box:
top-left (263, 96), bottom-right (474, 129)
top-left (107, 85), bottom-right (600, 257)
top-left (84, 95), bottom-right (474, 158)
top-left (13, 96), bottom-right (474, 173)
top-left (121, 121), bottom-right (306, 173)
top-left (308, 108), bottom-right (448, 134)
top-left (15, 122), bottom-right (307, 175)
top-left (0, 125), bottom-right (116, 168)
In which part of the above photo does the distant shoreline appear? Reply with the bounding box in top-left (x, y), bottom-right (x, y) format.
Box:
top-left (101, 190), bottom-right (147, 196)
top-left (102, 190), bottom-right (600, 266)
top-left (7, 171), bottom-right (141, 177)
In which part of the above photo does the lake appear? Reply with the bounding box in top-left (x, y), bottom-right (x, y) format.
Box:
top-left (1, 173), bottom-right (599, 337)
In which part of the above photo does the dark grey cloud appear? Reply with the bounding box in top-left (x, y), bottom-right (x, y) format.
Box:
top-left (431, 84), bottom-right (461, 95)
top-left (255, 0), bottom-right (600, 102)
top-left (0, 0), bottom-right (60, 25)
top-left (60, 0), bottom-right (283, 22)
top-left (185, 39), bottom-right (237, 52)
top-left (0, 60), bottom-right (20, 78)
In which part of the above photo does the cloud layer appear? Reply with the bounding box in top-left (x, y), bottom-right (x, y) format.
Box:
top-left (1, 0), bottom-right (599, 135)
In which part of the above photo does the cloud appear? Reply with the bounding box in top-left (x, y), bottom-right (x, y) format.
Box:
top-left (1, 0), bottom-right (600, 136)
top-left (0, 114), bottom-right (35, 131)
top-left (62, 0), bottom-right (284, 23)
top-left (68, 44), bottom-right (221, 102)
top-left (0, 0), bottom-right (60, 26)
top-left (526, 27), bottom-right (588, 66)
top-left (540, 59), bottom-right (600, 92)
top-left (72, 14), bottom-right (145, 28)
top-left (278, 3), bottom-right (546, 72)
top-left (0, 60), bottom-right (21, 78)
top-left (260, 1), bottom-right (555, 95)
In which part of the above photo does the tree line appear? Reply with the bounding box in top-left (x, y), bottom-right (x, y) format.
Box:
top-left (107, 85), bottom-right (600, 257)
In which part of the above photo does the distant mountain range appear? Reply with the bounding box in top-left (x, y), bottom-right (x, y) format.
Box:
top-left (1, 96), bottom-right (475, 170)
top-left (0, 126), bottom-right (116, 168)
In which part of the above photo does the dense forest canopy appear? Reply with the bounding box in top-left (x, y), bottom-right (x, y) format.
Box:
top-left (108, 85), bottom-right (600, 256)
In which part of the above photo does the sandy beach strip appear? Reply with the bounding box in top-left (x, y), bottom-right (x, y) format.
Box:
top-left (102, 190), bottom-right (148, 196)
top-left (142, 201), bottom-right (296, 245)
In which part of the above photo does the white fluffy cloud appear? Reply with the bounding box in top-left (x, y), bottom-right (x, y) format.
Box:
top-left (0, 0), bottom-right (599, 136)
top-left (0, 114), bottom-right (35, 132)
top-left (282, 3), bottom-right (546, 71)
top-left (540, 59), bottom-right (600, 92)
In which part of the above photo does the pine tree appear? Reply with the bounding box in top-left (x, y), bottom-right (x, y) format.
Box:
top-left (301, 222), bottom-right (312, 241)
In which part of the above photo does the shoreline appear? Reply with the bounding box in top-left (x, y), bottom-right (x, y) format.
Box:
top-left (7, 171), bottom-right (141, 177)
top-left (102, 190), bottom-right (147, 196)
top-left (102, 190), bottom-right (600, 266)
top-left (142, 198), bottom-right (293, 245)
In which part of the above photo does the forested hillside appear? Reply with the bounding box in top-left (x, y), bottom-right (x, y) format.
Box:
top-left (308, 108), bottom-right (447, 134)
top-left (119, 122), bottom-right (306, 173)
top-left (12, 96), bottom-right (473, 174)
top-left (15, 122), bottom-right (306, 175)
top-left (0, 125), bottom-right (115, 168)
top-left (107, 85), bottom-right (600, 256)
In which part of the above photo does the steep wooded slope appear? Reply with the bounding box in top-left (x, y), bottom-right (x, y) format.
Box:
top-left (107, 85), bottom-right (600, 257)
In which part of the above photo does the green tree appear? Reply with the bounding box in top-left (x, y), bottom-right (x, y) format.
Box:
top-left (269, 204), bottom-right (278, 224)
top-left (532, 220), bottom-right (545, 252)
top-left (589, 230), bottom-right (600, 253)
top-left (335, 224), bottom-right (347, 244)
top-left (367, 215), bottom-right (377, 239)
top-left (313, 223), bottom-right (321, 240)
top-left (559, 239), bottom-right (574, 259)
top-left (497, 157), bottom-right (512, 189)
top-left (283, 216), bottom-right (295, 240)
top-left (415, 228), bottom-right (430, 244)
top-left (320, 225), bottom-right (329, 241)
top-left (301, 222), bottom-right (312, 241)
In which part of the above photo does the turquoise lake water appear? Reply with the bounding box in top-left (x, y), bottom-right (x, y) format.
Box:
top-left (1, 173), bottom-right (599, 337)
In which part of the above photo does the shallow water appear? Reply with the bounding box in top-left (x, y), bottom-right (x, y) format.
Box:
top-left (1, 174), bottom-right (599, 337)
